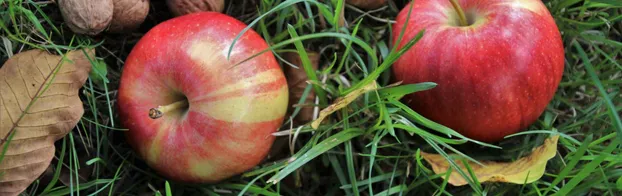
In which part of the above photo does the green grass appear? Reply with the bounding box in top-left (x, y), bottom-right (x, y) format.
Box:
top-left (1, 0), bottom-right (621, 195)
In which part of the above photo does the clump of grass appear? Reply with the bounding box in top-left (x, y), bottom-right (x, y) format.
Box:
top-left (0, 0), bottom-right (620, 195)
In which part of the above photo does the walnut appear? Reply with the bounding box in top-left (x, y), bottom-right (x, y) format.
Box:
top-left (58, 0), bottom-right (114, 35)
top-left (108, 0), bottom-right (150, 33)
top-left (166, 0), bottom-right (224, 16)
top-left (347, 0), bottom-right (387, 10)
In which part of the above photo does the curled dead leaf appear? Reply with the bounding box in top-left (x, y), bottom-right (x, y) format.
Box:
top-left (311, 81), bottom-right (379, 129)
top-left (0, 49), bottom-right (93, 196)
top-left (284, 51), bottom-right (320, 124)
top-left (421, 135), bottom-right (560, 186)
top-left (338, 2), bottom-right (346, 27)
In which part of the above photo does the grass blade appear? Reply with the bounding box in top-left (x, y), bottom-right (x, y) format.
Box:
top-left (573, 42), bottom-right (622, 141)
top-left (267, 128), bottom-right (365, 183)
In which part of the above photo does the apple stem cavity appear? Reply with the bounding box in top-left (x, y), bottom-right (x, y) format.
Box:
top-left (149, 100), bottom-right (189, 119)
top-left (448, 0), bottom-right (468, 26)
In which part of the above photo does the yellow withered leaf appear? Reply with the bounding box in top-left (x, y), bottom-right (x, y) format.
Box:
top-left (311, 81), bottom-right (379, 129)
top-left (421, 135), bottom-right (559, 186)
top-left (0, 49), bottom-right (93, 196)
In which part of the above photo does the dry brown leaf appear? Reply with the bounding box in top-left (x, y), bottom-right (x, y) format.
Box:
top-left (311, 81), bottom-right (379, 129)
top-left (284, 51), bottom-right (320, 124)
top-left (0, 49), bottom-right (93, 196)
top-left (421, 135), bottom-right (560, 186)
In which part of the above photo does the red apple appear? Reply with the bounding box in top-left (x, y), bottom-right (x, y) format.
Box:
top-left (392, 0), bottom-right (564, 142)
top-left (117, 12), bottom-right (289, 183)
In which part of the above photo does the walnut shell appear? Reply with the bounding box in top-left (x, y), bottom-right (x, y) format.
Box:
top-left (108, 0), bottom-right (150, 33)
top-left (166, 0), bottom-right (224, 16)
top-left (58, 0), bottom-right (114, 35)
top-left (347, 0), bottom-right (387, 10)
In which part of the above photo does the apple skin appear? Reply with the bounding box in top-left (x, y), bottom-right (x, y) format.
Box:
top-left (117, 12), bottom-right (288, 183)
top-left (392, 0), bottom-right (564, 142)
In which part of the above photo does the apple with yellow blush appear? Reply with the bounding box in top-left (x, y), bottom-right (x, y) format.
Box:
top-left (117, 12), bottom-right (289, 183)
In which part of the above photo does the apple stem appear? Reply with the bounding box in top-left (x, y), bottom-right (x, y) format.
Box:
top-left (149, 100), bottom-right (189, 119)
top-left (449, 0), bottom-right (468, 26)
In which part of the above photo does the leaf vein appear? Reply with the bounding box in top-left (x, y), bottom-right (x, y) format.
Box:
top-left (16, 57), bottom-right (34, 99)
top-left (24, 105), bottom-right (71, 114)
top-left (0, 159), bottom-right (51, 174)
top-left (1, 142), bottom-right (53, 156)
